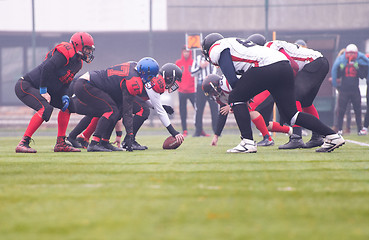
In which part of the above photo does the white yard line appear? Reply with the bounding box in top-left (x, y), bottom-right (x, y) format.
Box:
top-left (346, 139), bottom-right (369, 147)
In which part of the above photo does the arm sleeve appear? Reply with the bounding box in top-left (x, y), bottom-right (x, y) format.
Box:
top-left (214, 108), bottom-right (228, 136)
top-left (218, 49), bottom-right (239, 88)
top-left (331, 55), bottom-right (346, 88)
top-left (146, 87), bottom-right (171, 127)
top-left (40, 50), bottom-right (67, 89)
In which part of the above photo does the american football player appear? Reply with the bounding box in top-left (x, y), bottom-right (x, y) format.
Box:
top-left (202, 32), bottom-right (344, 153)
top-left (247, 34), bottom-right (330, 149)
top-left (202, 74), bottom-right (292, 146)
top-left (69, 58), bottom-right (152, 152)
top-left (14, 32), bottom-right (95, 153)
top-left (121, 63), bottom-right (185, 150)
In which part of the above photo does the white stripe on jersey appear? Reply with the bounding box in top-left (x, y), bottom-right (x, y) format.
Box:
top-left (209, 38), bottom-right (287, 75)
top-left (265, 40), bottom-right (323, 71)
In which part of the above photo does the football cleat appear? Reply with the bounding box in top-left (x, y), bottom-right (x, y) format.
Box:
top-left (54, 136), bottom-right (81, 152)
top-left (100, 141), bottom-right (123, 151)
top-left (67, 136), bottom-right (83, 148)
top-left (316, 133), bottom-right (345, 152)
top-left (358, 129), bottom-right (367, 136)
top-left (183, 130), bottom-right (188, 137)
top-left (257, 135), bottom-right (274, 147)
top-left (303, 132), bottom-right (324, 148)
top-left (278, 134), bottom-right (305, 149)
top-left (122, 140), bottom-right (147, 150)
top-left (76, 136), bottom-right (89, 149)
top-left (15, 136), bottom-right (37, 153)
top-left (227, 138), bottom-right (257, 153)
top-left (87, 143), bottom-right (112, 152)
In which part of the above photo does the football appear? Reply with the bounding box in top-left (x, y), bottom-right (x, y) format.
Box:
top-left (162, 136), bottom-right (181, 150)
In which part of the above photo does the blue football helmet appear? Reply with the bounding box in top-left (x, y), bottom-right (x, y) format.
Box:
top-left (137, 57), bottom-right (159, 89)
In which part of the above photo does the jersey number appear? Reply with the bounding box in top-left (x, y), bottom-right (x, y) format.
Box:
top-left (236, 38), bottom-right (255, 48)
top-left (107, 64), bottom-right (130, 77)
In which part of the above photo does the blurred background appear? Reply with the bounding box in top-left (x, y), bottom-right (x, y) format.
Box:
top-left (1, 0), bottom-right (369, 130)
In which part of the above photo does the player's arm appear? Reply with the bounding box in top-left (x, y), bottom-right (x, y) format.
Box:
top-left (146, 88), bottom-right (183, 142)
top-left (40, 51), bottom-right (68, 101)
top-left (218, 49), bottom-right (238, 88)
top-left (212, 104), bottom-right (228, 146)
top-left (331, 55), bottom-right (345, 88)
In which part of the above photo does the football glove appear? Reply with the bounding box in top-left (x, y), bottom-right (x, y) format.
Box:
top-left (353, 62), bottom-right (359, 70)
top-left (163, 105), bottom-right (174, 115)
top-left (61, 95), bottom-right (70, 112)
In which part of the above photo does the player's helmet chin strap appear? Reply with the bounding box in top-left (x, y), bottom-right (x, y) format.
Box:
top-left (290, 111), bottom-right (300, 126)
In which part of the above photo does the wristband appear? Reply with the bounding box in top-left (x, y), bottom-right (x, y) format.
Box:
top-left (166, 124), bottom-right (179, 137)
top-left (116, 131), bottom-right (123, 137)
top-left (40, 87), bottom-right (47, 94)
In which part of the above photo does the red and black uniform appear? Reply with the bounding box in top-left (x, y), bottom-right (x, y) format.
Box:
top-left (15, 42), bottom-right (82, 121)
top-left (71, 62), bottom-right (143, 143)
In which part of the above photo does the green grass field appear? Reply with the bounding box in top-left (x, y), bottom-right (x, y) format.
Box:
top-left (1, 132), bottom-right (369, 240)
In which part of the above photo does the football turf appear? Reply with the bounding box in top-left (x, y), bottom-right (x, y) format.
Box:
top-left (1, 133), bottom-right (369, 240)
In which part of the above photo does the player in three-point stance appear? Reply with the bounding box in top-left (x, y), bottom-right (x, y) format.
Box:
top-left (201, 33), bottom-right (345, 153)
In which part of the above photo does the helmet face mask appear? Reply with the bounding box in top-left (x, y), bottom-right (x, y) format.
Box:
top-left (202, 74), bottom-right (222, 101)
top-left (160, 63), bottom-right (182, 93)
top-left (70, 32), bottom-right (95, 63)
top-left (137, 57), bottom-right (159, 89)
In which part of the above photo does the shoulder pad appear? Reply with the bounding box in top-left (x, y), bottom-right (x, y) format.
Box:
top-left (125, 76), bottom-right (143, 96)
top-left (151, 75), bottom-right (165, 94)
top-left (54, 42), bottom-right (76, 65)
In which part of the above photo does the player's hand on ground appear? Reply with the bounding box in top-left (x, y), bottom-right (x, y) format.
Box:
top-left (175, 133), bottom-right (184, 144)
top-left (211, 135), bottom-right (219, 146)
top-left (113, 136), bottom-right (121, 147)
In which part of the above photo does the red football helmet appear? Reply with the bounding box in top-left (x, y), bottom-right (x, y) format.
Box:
top-left (70, 32), bottom-right (95, 63)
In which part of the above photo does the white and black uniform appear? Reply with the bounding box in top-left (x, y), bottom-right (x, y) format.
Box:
top-left (208, 37), bottom-right (335, 140)
top-left (266, 40), bottom-right (329, 107)
top-left (138, 75), bottom-right (179, 137)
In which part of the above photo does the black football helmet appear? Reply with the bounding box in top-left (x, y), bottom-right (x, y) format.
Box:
top-left (160, 63), bottom-right (182, 93)
top-left (202, 74), bottom-right (222, 100)
top-left (246, 33), bottom-right (266, 46)
top-left (202, 33), bottom-right (224, 62)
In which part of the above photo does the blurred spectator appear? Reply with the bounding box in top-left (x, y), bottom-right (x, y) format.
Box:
top-left (331, 44), bottom-right (369, 135)
top-left (175, 47), bottom-right (196, 137)
top-left (331, 48), bottom-right (352, 134)
top-left (363, 53), bottom-right (369, 134)
top-left (191, 53), bottom-right (219, 137)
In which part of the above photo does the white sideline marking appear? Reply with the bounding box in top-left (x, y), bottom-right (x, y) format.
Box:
top-left (346, 139), bottom-right (369, 147)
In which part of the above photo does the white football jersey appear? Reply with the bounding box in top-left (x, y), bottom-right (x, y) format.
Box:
top-left (265, 40), bottom-right (323, 71)
top-left (216, 76), bottom-right (232, 105)
top-left (208, 37), bottom-right (287, 75)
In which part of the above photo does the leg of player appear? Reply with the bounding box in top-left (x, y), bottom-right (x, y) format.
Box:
top-left (54, 110), bottom-right (81, 152)
top-left (250, 110), bottom-right (274, 147)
